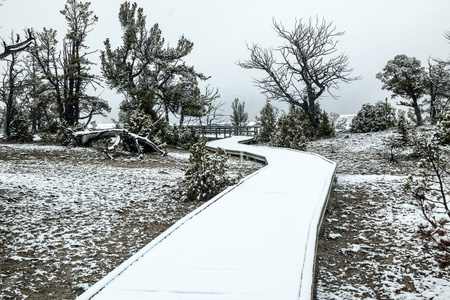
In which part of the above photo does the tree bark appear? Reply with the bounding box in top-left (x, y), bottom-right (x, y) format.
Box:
top-left (307, 96), bottom-right (320, 128)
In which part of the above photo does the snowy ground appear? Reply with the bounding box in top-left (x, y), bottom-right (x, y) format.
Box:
top-left (2, 131), bottom-right (450, 299)
top-left (309, 130), bottom-right (450, 299)
top-left (0, 143), bottom-right (262, 299)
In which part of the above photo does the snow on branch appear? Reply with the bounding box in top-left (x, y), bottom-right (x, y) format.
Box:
top-left (0, 29), bottom-right (35, 60)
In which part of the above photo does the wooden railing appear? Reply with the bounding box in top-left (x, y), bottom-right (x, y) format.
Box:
top-left (188, 125), bottom-right (260, 139)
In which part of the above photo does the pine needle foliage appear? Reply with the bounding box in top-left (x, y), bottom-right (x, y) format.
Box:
top-left (351, 100), bottom-right (396, 133)
top-left (256, 100), bottom-right (278, 143)
top-left (177, 141), bottom-right (238, 201)
top-left (270, 106), bottom-right (310, 150)
top-left (435, 110), bottom-right (450, 145)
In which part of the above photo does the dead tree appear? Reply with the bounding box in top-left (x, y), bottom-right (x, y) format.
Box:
top-left (238, 17), bottom-right (359, 130)
top-left (66, 128), bottom-right (167, 159)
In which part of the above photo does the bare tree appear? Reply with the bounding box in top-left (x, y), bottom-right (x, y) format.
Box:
top-left (197, 85), bottom-right (223, 125)
top-left (238, 17), bottom-right (359, 129)
top-left (202, 100), bottom-right (225, 126)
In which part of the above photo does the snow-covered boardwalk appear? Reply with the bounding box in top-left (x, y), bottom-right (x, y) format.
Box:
top-left (78, 137), bottom-right (336, 300)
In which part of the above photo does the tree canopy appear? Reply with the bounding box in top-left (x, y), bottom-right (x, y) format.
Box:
top-left (425, 60), bottom-right (450, 123)
top-left (376, 54), bottom-right (427, 125)
top-left (31, 0), bottom-right (109, 127)
top-left (101, 1), bottom-right (213, 127)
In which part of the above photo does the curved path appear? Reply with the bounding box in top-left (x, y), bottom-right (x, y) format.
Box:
top-left (78, 136), bottom-right (336, 300)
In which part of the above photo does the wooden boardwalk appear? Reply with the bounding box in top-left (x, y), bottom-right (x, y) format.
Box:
top-left (78, 137), bottom-right (336, 300)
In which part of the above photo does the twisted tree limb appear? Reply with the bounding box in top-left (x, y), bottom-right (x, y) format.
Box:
top-left (66, 128), bottom-right (167, 159)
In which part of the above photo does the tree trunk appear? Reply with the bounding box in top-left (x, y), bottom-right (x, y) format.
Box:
top-left (179, 110), bottom-right (185, 127)
top-left (31, 110), bottom-right (38, 133)
top-left (412, 96), bottom-right (424, 126)
top-left (307, 96), bottom-right (320, 129)
top-left (164, 103), bottom-right (170, 125)
top-left (3, 104), bottom-right (11, 138)
top-left (429, 94), bottom-right (437, 125)
top-left (3, 54), bottom-right (16, 139)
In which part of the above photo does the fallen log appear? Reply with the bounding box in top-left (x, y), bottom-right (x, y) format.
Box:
top-left (66, 128), bottom-right (167, 159)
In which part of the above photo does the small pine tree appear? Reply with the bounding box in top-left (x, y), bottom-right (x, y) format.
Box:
top-left (395, 110), bottom-right (416, 146)
top-left (163, 125), bottom-right (199, 149)
top-left (122, 109), bottom-right (154, 137)
top-left (256, 100), bottom-right (278, 143)
top-left (384, 111), bottom-right (416, 163)
top-left (317, 110), bottom-right (335, 138)
top-left (177, 141), bottom-right (238, 201)
top-left (380, 98), bottom-right (397, 128)
top-left (230, 98), bottom-right (249, 127)
top-left (8, 104), bottom-right (33, 142)
top-left (270, 106), bottom-right (308, 150)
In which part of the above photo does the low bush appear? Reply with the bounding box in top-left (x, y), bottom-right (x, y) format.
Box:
top-left (162, 125), bottom-right (200, 149)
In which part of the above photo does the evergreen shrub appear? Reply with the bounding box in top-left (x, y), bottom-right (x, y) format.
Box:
top-left (351, 100), bottom-right (396, 133)
top-left (256, 100), bottom-right (278, 143)
top-left (177, 141), bottom-right (238, 201)
top-left (163, 125), bottom-right (199, 149)
top-left (270, 106), bottom-right (309, 150)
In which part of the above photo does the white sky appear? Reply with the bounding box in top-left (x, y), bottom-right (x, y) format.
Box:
top-left (1, 0), bottom-right (450, 122)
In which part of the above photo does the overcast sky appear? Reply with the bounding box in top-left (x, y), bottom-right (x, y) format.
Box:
top-left (1, 0), bottom-right (450, 122)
